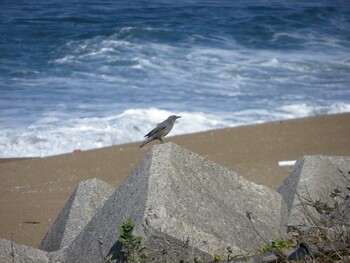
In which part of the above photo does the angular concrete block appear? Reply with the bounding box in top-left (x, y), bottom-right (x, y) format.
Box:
top-left (52, 143), bottom-right (287, 262)
top-left (0, 238), bottom-right (48, 263)
top-left (278, 155), bottom-right (350, 227)
top-left (39, 178), bottom-right (114, 252)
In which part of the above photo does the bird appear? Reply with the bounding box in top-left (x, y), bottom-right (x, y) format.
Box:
top-left (140, 115), bottom-right (181, 148)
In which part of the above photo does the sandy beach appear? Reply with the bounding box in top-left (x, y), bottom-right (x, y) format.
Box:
top-left (1, 113), bottom-right (350, 248)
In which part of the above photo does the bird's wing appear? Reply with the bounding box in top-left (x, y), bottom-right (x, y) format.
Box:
top-left (144, 121), bottom-right (167, 138)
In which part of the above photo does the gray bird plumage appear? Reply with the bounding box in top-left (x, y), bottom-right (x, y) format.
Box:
top-left (140, 115), bottom-right (181, 148)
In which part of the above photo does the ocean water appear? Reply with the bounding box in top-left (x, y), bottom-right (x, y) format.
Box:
top-left (1, 0), bottom-right (350, 157)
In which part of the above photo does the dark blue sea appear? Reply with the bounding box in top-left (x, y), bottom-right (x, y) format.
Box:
top-left (1, 0), bottom-right (350, 157)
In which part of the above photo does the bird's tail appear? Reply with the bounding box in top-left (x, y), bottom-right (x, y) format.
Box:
top-left (140, 137), bottom-right (153, 148)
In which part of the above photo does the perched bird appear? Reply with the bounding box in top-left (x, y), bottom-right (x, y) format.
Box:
top-left (140, 115), bottom-right (181, 148)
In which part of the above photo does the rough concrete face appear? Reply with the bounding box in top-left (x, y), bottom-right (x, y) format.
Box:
top-left (49, 149), bottom-right (153, 263)
top-left (0, 238), bottom-right (48, 263)
top-left (141, 143), bottom-right (288, 260)
top-left (39, 178), bottom-right (114, 252)
top-left (52, 143), bottom-right (287, 262)
top-left (278, 155), bottom-right (350, 227)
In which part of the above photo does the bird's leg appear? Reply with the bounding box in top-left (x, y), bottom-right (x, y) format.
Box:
top-left (159, 138), bottom-right (164, 143)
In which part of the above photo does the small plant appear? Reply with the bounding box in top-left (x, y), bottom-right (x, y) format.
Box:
top-left (258, 240), bottom-right (293, 253)
top-left (288, 167), bottom-right (350, 262)
top-left (212, 246), bottom-right (237, 262)
top-left (213, 253), bottom-right (221, 262)
top-left (118, 219), bottom-right (149, 263)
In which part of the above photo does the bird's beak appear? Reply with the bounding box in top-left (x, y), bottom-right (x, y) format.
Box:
top-left (176, 116), bottom-right (181, 119)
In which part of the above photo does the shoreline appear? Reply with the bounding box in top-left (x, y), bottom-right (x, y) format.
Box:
top-left (1, 112), bottom-right (349, 160)
top-left (1, 112), bottom-right (350, 248)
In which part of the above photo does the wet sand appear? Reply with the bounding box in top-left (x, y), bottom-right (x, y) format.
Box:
top-left (1, 113), bottom-right (349, 248)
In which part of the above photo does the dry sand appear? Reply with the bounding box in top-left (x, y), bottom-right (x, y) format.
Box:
top-left (1, 113), bottom-right (350, 248)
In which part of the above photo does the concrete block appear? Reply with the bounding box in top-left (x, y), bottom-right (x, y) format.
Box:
top-left (39, 178), bottom-right (114, 252)
top-left (278, 155), bottom-right (350, 227)
top-left (52, 143), bottom-right (288, 262)
top-left (0, 238), bottom-right (48, 263)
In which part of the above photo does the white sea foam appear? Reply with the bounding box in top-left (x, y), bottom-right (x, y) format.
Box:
top-left (0, 108), bottom-right (227, 158)
top-left (1, 105), bottom-right (349, 158)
